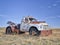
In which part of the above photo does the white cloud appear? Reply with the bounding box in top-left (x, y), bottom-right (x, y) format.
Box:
top-left (57, 16), bottom-right (60, 18)
top-left (0, 15), bottom-right (6, 17)
top-left (45, 15), bottom-right (60, 19)
top-left (56, 0), bottom-right (60, 3)
top-left (0, 15), bottom-right (3, 17)
top-left (48, 6), bottom-right (52, 8)
top-left (0, 15), bottom-right (5, 17)
top-left (53, 4), bottom-right (57, 7)
top-left (47, 17), bottom-right (56, 19)
top-left (0, 15), bottom-right (19, 18)
top-left (48, 3), bottom-right (57, 9)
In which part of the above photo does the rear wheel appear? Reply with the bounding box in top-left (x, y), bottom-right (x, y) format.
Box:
top-left (6, 26), bottom-right (12, 34)
top-left (29, 27), bottom-right (41, 36)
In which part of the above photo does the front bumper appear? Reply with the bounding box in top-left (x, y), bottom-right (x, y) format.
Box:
top-left (40, 30), bottom-right (52, 36)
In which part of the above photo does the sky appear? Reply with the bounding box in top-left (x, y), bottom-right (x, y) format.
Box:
top-left (0, 0), bottom-right (60, 28)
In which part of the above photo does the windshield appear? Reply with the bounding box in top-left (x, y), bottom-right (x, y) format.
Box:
top-left (29, 18), bottom-right (37, 22)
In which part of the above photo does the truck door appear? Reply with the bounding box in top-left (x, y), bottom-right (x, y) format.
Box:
top-left (23, 18), bottom-right (29, 31)
top-left (20, 17), bottom-right (29, 31)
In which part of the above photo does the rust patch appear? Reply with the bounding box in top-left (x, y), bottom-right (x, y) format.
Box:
top-left (41, 30), bottom-right (52, 36)
top-left (30, 21), bottom-right (46, 24)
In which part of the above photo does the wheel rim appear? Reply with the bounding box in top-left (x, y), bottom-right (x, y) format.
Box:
top-left (32, 31), bottom-right (36, 35)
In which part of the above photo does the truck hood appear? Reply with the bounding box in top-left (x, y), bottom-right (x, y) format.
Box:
top-left (30, 21), bottom-right (45, 24)
top-left (30, 21), bottom-right (40, 24)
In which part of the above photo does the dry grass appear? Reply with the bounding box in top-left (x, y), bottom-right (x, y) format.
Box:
top-left (0, 28), bottom-right (60, 45)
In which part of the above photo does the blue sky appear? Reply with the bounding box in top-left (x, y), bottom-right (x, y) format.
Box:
top-left (0, 0), bottom-right (60, 28)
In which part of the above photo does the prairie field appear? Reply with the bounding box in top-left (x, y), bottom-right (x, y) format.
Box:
top-left (0, 28), bottom-right (60, 45)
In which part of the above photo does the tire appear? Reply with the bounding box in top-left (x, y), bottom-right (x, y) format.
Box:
top-left (6, 26), bottom-right (12, 34)
top-left (29, 27), bottom-right (40, 36)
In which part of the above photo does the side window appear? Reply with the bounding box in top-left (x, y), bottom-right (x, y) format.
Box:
top-left (25, 18), bottom-right (28, 23)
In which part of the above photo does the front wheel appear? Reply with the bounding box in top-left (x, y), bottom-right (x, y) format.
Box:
top-left (29, 28), bottom-right (41, 36)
